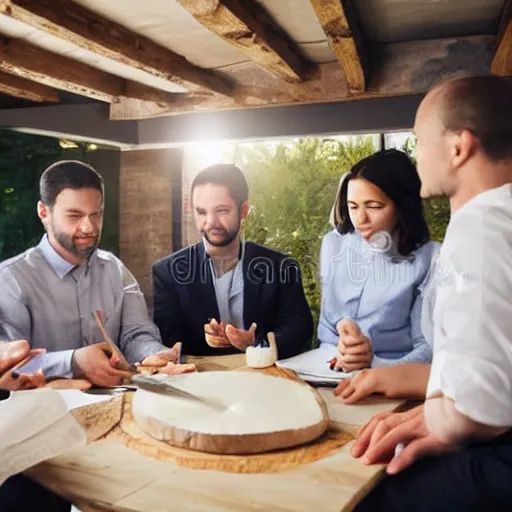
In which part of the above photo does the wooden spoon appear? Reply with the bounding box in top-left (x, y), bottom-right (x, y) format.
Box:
top-left (92, 311), bottom-right (136, 372)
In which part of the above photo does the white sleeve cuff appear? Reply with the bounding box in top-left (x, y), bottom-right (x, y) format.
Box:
top-left (427, 350), bottom-right (512, 427)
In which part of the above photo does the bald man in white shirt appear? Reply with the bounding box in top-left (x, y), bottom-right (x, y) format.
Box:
top-left (350, 75), bottom-right (512, 512)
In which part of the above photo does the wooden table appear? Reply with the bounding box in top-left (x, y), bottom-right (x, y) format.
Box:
top-left (26, 355), bottom-right (406, 512)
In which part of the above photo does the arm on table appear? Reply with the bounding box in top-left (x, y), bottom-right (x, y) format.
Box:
top-left (117, 264), bottom-right (170, 364)
top-left (335, 363), bottom-right (430, 403)
top-left (424, 216), bottom-right (512, 445)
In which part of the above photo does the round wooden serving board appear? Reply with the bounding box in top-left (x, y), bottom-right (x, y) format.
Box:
top-left (111, 365), bottom-right (355, 473)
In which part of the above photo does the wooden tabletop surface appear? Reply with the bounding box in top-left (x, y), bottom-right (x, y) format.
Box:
top-left (26, 354), bottom-right (406, 512)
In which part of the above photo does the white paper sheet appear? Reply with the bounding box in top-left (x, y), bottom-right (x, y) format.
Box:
top-left (276, 344), bottom-right (357, 383)
top-left (55, 389), bottom-right (115, 411)
top-left (0, 389), bottom-right (87, 484)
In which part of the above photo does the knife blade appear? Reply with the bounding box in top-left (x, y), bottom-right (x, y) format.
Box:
top-left (131, 374), bottom-right (226, 411)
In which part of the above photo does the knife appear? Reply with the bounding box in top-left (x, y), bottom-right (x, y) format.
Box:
top-left (131, 374), bottom-right (226, 411)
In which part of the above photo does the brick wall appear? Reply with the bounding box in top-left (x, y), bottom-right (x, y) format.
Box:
top-left (119, 148), bottom-right (183, 307)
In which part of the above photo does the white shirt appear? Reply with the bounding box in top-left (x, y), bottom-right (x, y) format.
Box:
top-left (426, 183), bottom-right (512, 426)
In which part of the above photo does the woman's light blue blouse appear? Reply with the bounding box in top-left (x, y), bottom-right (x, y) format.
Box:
top-left (318, 230), bottom-right (439, 367)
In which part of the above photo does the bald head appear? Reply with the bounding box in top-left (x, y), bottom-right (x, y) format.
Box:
top-left (428, 76), bottom-right (512, 161)
top-left (414, 75), bottom-right (512, 202)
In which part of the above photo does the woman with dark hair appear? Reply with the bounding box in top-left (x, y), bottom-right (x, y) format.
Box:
top-left (318, 149), bottom-right (439, 373)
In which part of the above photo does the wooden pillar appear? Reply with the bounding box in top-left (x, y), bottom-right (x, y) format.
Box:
top-left (119, 148), bottom-right (183, 306)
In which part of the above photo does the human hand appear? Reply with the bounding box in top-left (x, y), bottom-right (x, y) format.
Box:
top-left (0, 339), bottom-right (30, 373)
top-left (141, 342), bottom-right (182, 366)
top-left (351, 405), bottom-right (423, 460)
top-left (334, 368), bottom-right (384, 404)
top-left (156, 361), bottom-right (197, 375)
top-left (0, 369), bottom-right (46, 391)
top-left (350, 405), bottom-right (453, 474)
top-left (225, 323), bottom-right (257, 352)
top-left (0, 340), bottom-right (47, 390)
top-left (140, 342), bottom-right (196, 375)
top-left (72, 343), bottom-right (133, 387)
top-left (335, 319), bottom-right (372, 372)
top-left (204, 318), bottom-right (231, 348)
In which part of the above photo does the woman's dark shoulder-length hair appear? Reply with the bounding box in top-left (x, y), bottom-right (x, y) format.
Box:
top-left (333, 149), bottom-right (430, 256)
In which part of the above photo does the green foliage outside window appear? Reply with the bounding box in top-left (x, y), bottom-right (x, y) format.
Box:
top-left (0, 129), bottom-right (97, 261)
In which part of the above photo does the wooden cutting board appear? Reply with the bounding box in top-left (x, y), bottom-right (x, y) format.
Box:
top-left (115, 365), bottom-right (353, 473)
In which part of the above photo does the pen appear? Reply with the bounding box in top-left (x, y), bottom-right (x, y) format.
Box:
top-left (328, 357), bottom-right (342, 372)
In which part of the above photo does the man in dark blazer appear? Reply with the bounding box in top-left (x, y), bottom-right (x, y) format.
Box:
top-left (152, 164), bottom-right (314, 358)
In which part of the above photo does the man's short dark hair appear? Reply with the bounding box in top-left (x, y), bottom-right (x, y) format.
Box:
top-left (441, 76), bottom-right (512, 161)
top-left (39, 160), bottom-right (104, 207)
top-left (191, 164), bottom-right (249, 207)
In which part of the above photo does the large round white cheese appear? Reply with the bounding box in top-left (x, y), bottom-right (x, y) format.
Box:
top-left (132, 372), bottom-right (328, 454)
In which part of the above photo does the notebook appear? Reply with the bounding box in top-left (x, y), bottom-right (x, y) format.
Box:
top-left (276, 344), bottom-right (357, 385)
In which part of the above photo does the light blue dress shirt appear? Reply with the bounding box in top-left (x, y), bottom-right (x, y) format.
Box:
top-left (318, 230), bottom-right (439, 367)
top-left (0, 235), bottom-right (167, 378)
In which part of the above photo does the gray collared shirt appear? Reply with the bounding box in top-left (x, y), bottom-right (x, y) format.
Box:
top-left (0, 235), bottom-right (167, 378)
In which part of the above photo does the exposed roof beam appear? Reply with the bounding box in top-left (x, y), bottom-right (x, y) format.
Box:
top-left (176, 0), bottom-right (313, 83)
top-left (0, 70), bottom-right (59, 102)
top-left (0, 0), bottom-right (234, 97)
top-left (491, 3), bottom-right (511, 75)
top-left (111, 35), bottom-right (494, 121)
top-left (0, 38), bottom-right (124, 102)
top-left (0, 38), bottom-right (191, 105)
top-left (0, 95), bottom-right (424, 148)
top-left (309, 0), bottom-right (368, 93)
top-left (0, 103), bottom-right (138, 148)
top-left (121, 82), bottom-right (187, 105)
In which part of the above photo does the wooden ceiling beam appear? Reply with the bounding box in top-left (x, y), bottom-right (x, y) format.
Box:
top-left (176, 0), bottom-right (314, 83)
top-left (491, 3), bottom-right (511, 75)
top-left (0, 70), bottom-right (59, 102)
top-left (309, 0), bottom-right (368, 93)
top-left (0, 38), bottom-right (191, 105)
top-left (0, 0), bottom-right (234, 97)
top-left (110, 35), bottom-right (495, 120)
top-left (0, 38), bottom-right (124, 102)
